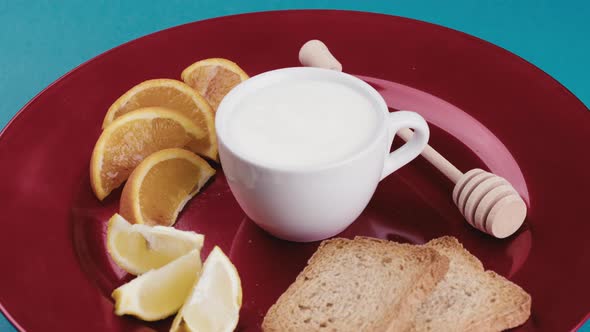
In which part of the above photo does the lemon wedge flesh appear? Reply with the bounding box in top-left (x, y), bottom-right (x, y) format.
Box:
top-left (171, 246), bottom-right (242, 332)
top-left (111, 249), bottom-right (201, 321)
top-left (106, 213), bottom-right (203, 275)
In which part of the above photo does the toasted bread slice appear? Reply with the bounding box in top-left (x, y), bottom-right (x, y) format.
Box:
top-left (262, 237), bottom-right (449, 332)
top-left (408, 236), bottom-right (531, 332)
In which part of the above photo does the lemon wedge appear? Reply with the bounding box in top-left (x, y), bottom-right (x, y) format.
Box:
top-left (170, 246), bottom-right (242, 332)
top-left (106, 213), bottom-right (203, 275)
top-left (111, 249), bottom-right (201, 321)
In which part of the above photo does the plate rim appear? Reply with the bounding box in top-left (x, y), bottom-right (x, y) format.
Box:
top-left (1, 9), bottom-right (587, 144)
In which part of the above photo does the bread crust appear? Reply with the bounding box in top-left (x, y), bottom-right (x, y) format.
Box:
top-left (407, 236), bottom-right (531, 332)
top-left (262, 237), bottom-right (449, 332)
top-left (262, 236), bottom-right (531, 332)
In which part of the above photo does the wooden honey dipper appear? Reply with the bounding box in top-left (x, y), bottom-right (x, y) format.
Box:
top-left (299, 40), bottom-right (527, 239)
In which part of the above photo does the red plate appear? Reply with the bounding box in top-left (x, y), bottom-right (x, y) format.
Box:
top-left (0, 10), bottom-right (588, 332)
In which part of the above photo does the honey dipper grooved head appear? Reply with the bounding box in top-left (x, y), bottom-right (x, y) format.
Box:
top-left (486, 195), bottom-right (527, 238)
top-left (453, 169), bottom-right (527, 238)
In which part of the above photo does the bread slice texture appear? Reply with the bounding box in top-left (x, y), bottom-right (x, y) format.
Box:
top-left (408, 236), bottom-right (531, 332)
top-left (262, 237), bottom-right (449, 332)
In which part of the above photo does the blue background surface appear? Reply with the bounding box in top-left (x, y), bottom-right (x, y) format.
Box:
top-left (0, 1), bottom-right (588, 331)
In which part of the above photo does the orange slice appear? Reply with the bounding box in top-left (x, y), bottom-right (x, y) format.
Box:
top-left (90, 107), bottom-right (203, 200)
top-left (102, 79), bottom-right (217, 160)
top-left (181, 58), bottom-right (249, 111)
top-left (120, 148), bottom-right (215, 226)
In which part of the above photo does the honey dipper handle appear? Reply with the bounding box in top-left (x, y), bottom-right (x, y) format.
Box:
top-left (397, 128), bottom-right (463, 183)
top-left (299, 40), bottom-right (464, 183)
top-left (299, 40), bottom-right (343, 71)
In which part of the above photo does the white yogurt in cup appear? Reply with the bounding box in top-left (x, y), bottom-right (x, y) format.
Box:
top-left (228, 78), bottom-right (378, 168)
top-left (216, 67), bottom-right (429, 242)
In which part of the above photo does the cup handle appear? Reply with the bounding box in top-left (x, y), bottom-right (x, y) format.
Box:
top-left (381, 111), bottom-right (429, 180)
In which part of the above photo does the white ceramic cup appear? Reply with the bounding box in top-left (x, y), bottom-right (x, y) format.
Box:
top-left (216, 68), bottom-right (429, 242)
